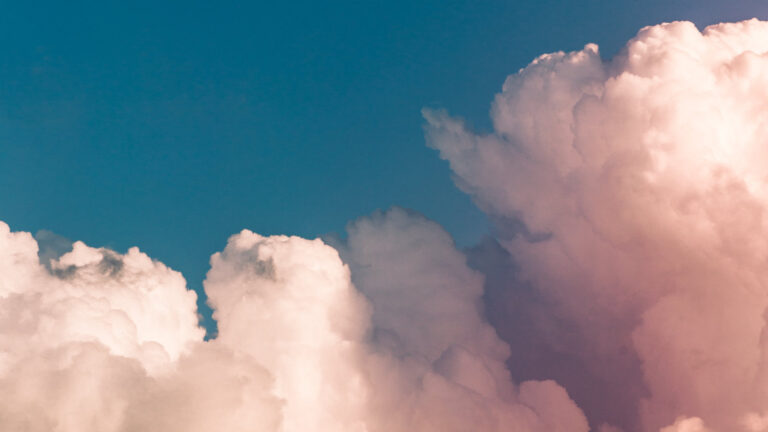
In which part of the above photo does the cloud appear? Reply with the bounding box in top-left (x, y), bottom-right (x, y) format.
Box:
top-left (5, 17), bottom-right (768, 432)
top-left (425, 18), bottom-right (768, 432)
top-left (0, 214), bottom-right (586, 431)
top-left (333, 207), bottom-right (588, 431)
top-left (659, 418), bottom-right (711, 432)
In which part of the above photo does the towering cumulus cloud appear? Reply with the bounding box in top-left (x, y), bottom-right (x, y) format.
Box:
top-left (425, 18), bottom-right (768, 432)
top-left (0, 214), bottom-right (586, 431)
top-left (4, 18), bottom-right (768, 432)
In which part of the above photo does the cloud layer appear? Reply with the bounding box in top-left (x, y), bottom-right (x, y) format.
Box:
top-left (426, 18), bottom-right (768, 432)
top-left (4, 18), bottom-right (768, 432)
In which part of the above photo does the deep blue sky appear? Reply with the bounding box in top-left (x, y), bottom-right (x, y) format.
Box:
top-left (2, 0), bottom-right (766, 330)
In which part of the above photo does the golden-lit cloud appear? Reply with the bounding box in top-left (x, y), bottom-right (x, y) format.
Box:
top-left (426, 19), bottom-right (768, 432)
top-left (0, 212), bottom-right (587, 432)
top-left (4, 18), bottom-right (768, 432)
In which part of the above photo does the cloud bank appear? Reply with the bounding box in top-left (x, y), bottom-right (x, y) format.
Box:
top-left (3, 18), bottom-right (768, 432)
top-left (426, 18), bottom-right (768, 432)
top-left (0, 213), bottom-right (586, 432)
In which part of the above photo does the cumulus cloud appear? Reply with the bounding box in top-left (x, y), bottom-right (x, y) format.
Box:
top-left (0, 213), bottom-right (586, 431)
top-left (425, 18), bottom-right (768, 432)
top-left (333, 208), bottom-right (588, 432)
top-left (5, 17), bottom-right (768, 432)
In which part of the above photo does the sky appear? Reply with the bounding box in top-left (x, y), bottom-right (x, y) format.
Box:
top-left (6, 2), bottom-right (768, 432)
top-left (2, 0), bottom-right (767, 331)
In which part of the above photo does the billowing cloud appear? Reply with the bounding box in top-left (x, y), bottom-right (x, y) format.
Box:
top-left (425, 18), bottom-right (768, 432)
top-left (333, 208), bottom-right (588, 432)
top-left (0, 213), bottom-right (586, 431)
top-left (5, 17), bottom-right (768, 432)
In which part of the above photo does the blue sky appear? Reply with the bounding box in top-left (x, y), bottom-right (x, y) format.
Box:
top-left (2, 0), bottom-right (766, 331)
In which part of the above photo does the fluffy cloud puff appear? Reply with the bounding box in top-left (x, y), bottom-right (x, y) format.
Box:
top-left (425, 18), bottom-right (768, 432)
top-left (0, 211), bottom-right (586, 432)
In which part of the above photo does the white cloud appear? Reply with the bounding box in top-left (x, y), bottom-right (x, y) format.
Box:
top-left (0, 215), bottom-right (587, 431)
top-left (5, 16), bottom-right (768, 432)
top-left (425, 18), bottom-right (768, 432)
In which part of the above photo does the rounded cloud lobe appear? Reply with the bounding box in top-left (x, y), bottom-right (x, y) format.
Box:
top-left (4, 18), bottom-right (768, 432)
top-left (426, 18), bottom-right (768, 432)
